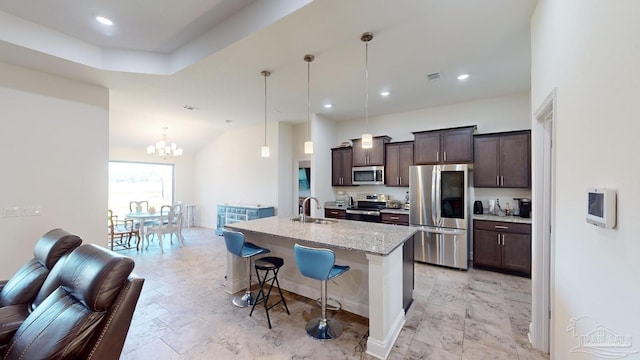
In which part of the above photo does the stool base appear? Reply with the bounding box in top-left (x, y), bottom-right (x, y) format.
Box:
top-left (305, 317), bottom-right (343, 340)
top-left (232, 291), bottom-right (253, 308)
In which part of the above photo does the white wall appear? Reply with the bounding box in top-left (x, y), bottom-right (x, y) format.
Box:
top-left (0, 62), bottom-right (108, 278)
top-left (311, 114), bottom-right (338, 216)
top-left (532, 1), bottom-right (640, 358)
top-left (195, 122), bottom-right (280, 229)
top-left (109, 147), bottom-right (196, 220)
top-left (277, 121), bottom-right (294, 217)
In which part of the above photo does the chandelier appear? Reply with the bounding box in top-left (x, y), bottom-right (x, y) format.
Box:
top-left (146, 127), bottom-right (183, 159)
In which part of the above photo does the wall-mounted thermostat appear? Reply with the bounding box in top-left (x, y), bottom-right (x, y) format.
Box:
top-left (586, 188), bottom-right (617, 228)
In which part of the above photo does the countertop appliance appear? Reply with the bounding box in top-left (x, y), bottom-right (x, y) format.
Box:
top-left (519, 198), bottom-right (531, 218)
top-left (473, 200), bottom-right (483, 214)
top-left (346, 193), bottom-right (388, 222)
top-left (409, 164), bottom-right (470, 270)
top-left (352, 166), bottom-right (384, 185)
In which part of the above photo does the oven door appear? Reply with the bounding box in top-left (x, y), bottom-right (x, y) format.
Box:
top-left (346, 209), bottom-right (381, 222)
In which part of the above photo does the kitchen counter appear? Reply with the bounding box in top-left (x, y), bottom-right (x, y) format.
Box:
top-left (227, 215), bottom-right (416, 256)
top-left (380, 208), bottom-right (409, 215)
top-left (324, 202), bottom-right (350, 210)
top-left (225, 215), bottom-right (414, 359)
top-left (473, 214), bottom-right (532, 224)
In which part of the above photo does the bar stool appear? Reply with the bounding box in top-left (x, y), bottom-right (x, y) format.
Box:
top-left (249, 256), bottom-right (290, 328)
top-left (222, 229), bottom-right (270, 308)
top-left (293, 243), bottom-right (350, 340)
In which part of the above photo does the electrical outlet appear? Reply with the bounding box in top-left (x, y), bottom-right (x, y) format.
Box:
top-left (3, 207), bottom-right (20, 217)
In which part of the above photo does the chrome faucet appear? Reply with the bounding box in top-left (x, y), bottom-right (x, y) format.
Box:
top-left (300, 196), bottom-right (321, 222)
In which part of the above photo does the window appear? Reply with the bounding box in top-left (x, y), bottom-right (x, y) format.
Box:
top-left (108, 161), bottom-right (174, 216)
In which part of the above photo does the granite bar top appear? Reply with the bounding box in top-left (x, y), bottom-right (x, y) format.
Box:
top-left (473, 214), bottom-right (532, 224)
top-left (225, 216), bottom-right (417, 256)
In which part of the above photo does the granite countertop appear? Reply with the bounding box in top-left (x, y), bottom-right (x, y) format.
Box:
top-left (324, 203), bottom-right (349, 210)
top-left (473, 214), bottom-right (532, 224)
top-left (380, 208), bottom-right (409, 215)
top-left (225, 216), bottom-right (416, 256)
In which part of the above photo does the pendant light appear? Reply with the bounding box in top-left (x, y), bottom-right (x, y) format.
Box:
top-left (260, 70), bottom-right (271, 158)
top-left (303, 54), bottom-right (314, 155)
top-left (360, 32), bottom-right (374, 149)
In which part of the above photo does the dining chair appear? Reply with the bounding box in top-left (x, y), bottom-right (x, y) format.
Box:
top-left (145, 203), bottom-right (183, 253)
top-left (108, 210), bottom-right (139, 251)
top-left (128, 200), bottom-right (149, 213)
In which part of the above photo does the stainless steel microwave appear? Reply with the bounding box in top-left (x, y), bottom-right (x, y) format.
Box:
top-left (352, 166), bottom-right (384, 185)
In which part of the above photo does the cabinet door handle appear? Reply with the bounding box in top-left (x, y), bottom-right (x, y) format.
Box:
top-left (501, 176), bottom-right (504, 186)
top-left (399, 176), bottom-right (402, 185)
top-left (494, 225), bottom-right (509, 230)
top-left (390, 216), bottom-right (400, 220)
top-left (501, 234), bottom-right (505, 246)
top-left (497, 176), bottom-right (500, 186)
top-left (444, 151), bottom-right (447, 161)
top-left (436, 151), bottom-right (439, 162)
top-left (497, 234), bottom-right (501, 245)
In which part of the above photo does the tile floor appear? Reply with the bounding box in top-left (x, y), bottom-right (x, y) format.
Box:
top-left (118, 227), bottom-right (549, 360)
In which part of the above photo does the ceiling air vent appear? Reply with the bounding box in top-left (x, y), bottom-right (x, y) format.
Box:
top-left (427, 72), bottom-right (441, 81)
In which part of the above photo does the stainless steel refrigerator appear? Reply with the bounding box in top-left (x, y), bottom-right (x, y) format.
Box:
top-left (409, 164), bottom-right (470, 270)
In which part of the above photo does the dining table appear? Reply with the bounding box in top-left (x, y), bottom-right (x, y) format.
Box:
top-left (126, 211), bottom-right (168, 250)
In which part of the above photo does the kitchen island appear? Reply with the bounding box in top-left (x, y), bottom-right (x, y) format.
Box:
top-left (225, 216), bottom-right (416, 360)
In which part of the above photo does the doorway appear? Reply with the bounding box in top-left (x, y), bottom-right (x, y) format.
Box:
top-left (530, 88), bottom-right (555, 353)
top-left (297, 160), bottom-right (311, 216)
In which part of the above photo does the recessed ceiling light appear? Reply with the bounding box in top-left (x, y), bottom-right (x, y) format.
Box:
top-left (96, 16), bottom-right (113, 26)
top-left (324, 104), bottom-right (333, 109)
top-left (457, 74), bottom-right (470, 80)
top-left (380, 91), bottom-right (390, 97)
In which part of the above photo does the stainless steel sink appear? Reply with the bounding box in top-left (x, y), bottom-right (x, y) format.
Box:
top-left (291, 216), bottom-right (337, 224)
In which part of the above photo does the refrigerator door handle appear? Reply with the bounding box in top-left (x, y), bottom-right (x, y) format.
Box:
top-left (435, 166), bottom-right (442, 226)
top-left (431, 166), bottom-right (438, 225)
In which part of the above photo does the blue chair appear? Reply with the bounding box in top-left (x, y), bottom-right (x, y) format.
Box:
top-left (223, 229), bottom-right (270, 308)
top-left (293, 243), bottom-right (350, 340)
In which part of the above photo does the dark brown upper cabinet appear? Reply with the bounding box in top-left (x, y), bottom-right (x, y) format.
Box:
top-left (385, 141), bottom-right (414, 187)
top-left (413, 126), bottom-right (476, 165)
top-left (331, 147), bottom-right (353, 186)
top-left (473, 130), bottom-right (531, 188)
top-left (351, 136), bottom-right (391, 166)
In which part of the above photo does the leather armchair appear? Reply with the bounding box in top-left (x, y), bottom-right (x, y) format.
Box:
top-left (1, 244), bottom-right (144, 359)
top-left (0, 228), bottom-right (82, 307)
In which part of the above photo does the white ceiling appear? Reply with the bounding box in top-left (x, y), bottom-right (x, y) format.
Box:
top-left (0, 0), bottom-right (538, 154)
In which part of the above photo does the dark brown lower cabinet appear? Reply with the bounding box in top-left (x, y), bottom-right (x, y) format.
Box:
top-left (381, 212), bottom-right (409, 225)
top-left (473, 220), bottom-right (531, 276)
top-left (324, 208), bottom-right (346, 219)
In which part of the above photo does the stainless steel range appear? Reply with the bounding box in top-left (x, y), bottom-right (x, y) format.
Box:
top-left (346, 193), bottom-right (388, 222)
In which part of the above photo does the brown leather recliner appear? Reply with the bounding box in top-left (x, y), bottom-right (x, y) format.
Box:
top-left (1, 243), bottom-right (144, 360)
top-left (0, 228), bottom-right (82, 307)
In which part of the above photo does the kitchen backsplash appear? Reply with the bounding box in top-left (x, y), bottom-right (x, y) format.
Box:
top-left (332, 186), bottom-right (531, 213)
top-left (472, 187), bottom-right (532, 213)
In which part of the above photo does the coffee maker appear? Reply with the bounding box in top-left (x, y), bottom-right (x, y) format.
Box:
top-left (514, 198), bottom-right (531, 218)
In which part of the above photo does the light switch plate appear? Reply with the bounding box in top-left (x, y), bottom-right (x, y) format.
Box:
top-left (3, 207), bottom-right (20, 217)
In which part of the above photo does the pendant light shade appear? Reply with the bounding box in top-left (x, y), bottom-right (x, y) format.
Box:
top-left (304, 54), bottom-right (314, 155)
top-left (361, 32), bottom-right (374, 149)
top-left (361, 133), bottom-right (373, 149)
top-left (261, 70), bottom-right (271, 158)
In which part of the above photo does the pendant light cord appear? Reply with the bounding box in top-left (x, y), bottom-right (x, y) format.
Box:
top-left (264, 72), bottom-right (268, 145)
top-left (307, 59), bottom-right (311, 139)
top-left (365, 40), bottom-right (369, 132)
